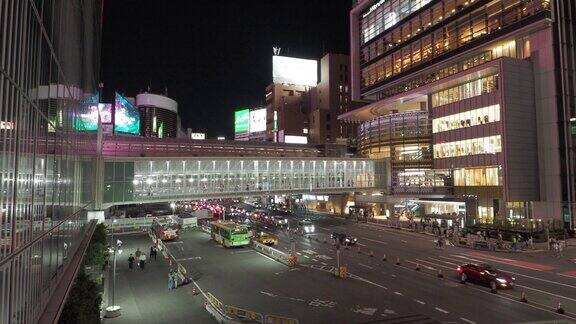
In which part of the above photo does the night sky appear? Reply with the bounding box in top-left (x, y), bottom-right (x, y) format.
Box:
top-left (100, 0), bottom-right (351, 139)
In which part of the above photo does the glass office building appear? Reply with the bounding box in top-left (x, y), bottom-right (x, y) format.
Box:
top-left (347, 0), bottom-right (575, 228)
top-left (0, 1), bottom-right (102, 323)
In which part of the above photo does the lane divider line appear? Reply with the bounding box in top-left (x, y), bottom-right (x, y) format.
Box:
top-left (394, 291), bottom-right (403, 296)
top-left (435, 307), bottom-right (449, 314)
top-left (413, 299), bottom-right (426, 305)
top-left (461, 317), bottom-right (476, 324)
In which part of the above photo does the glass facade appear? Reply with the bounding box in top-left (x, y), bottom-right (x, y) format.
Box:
top-left (433, 104), bottom-right (500, 133)
top-left (361, 0), bottom-right (433, 44)
top-left (434, 135), bottom-right (502, 158)
top-left (103, 158), bottom-right (379, 206)
top-left (431, 75), bottom-right (498, 107)
top-left (0, 1), bottom-right (101, 323)
top-left (360, 0), bottom-right (548, 90)
top-left (454, 166), bottom-right (501, 186)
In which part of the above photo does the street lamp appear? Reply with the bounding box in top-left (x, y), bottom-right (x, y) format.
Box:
top-left (105, 220), bottom-right (122, 318)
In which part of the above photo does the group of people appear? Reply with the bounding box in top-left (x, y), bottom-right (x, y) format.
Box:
top-left (168, 269), bottom-right (179, 290)
top-left (549, 237), bottom-right (564, 257)
top-left (128, 246), bottom-right (158, 270)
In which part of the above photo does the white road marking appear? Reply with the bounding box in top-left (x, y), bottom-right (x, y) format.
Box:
top-left (316, 254), bottom-right (333, 260)
top-left (357, 242), bottom-right (367, 247)
top-left (230, 250), bottom-right (253, 254)
top-left (302, 249), bottom-right (317, 255)
top-left (321, 262), bottom-right (327, 266)
top-left (461, 317), bottom-right (476, 324)
top-left (318, 226), bottom-right (330, 230)
top-left (296, 252), bottom-right (302, 255)
top-left (353, 307), bottom-right (377, 316)
top-left (435, 307), bottom-right (449, 314)
top-left (360, 237), bottom-right (388, 245)
top-left (348, 274), bottom-right (388, 290)
top-left (394, 291), bottom-right (403, 296)
top-left (406, 260), bottom-right (436, 271)
top-left (312, 258), bottom-right (318, 262)
top-left (401, 240), bottom-right (407, 243)
top-left (383, 309), bottom-right (396, 315)
top-left (303, 255), bottom-right (310, 258)
top-left (359, 263), bottom-right (373, 269)
top-left (175, 256), bottom-right (202, 261)
top-left (413, 299), bottom-right (426, 305)
top-left (309, 299), bottom-right (337, 308)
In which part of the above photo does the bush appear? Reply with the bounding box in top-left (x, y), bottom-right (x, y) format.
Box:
top-left (92, 223), bottom-right (107, 246)
top-left (84, 241), bottom-right (106, 268)
top-left (58, 271), bottom-right (102, 324)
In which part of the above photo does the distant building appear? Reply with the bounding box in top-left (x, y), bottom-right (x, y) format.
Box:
top-left (136, 92), bottom-right (178, 138)
top-left (309, 53), bottom-right (357, 144)
top-left (265, 83), bottom-right (311, 142)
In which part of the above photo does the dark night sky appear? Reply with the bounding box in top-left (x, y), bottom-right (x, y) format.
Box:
top-left (100, 0), bottom-right (351, 139)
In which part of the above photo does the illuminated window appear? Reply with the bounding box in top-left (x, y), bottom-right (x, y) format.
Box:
top-left (433, 135), bottom-right (502, 158)
top-left (431, 75), bottom-right (499, 108)
top-left (454, 166), bottom-right (500, 186)
top-left (432, 104), bottom-right (501, 133)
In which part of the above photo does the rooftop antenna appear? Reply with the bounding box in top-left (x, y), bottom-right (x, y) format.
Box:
top-left (273, 46), bottom-right (281, 56)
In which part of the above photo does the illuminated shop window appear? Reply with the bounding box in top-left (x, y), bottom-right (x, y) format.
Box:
top-left (433, 135), bottom-right (502, 158)
top-left (431, 75), bottom-right (498, 108)
top-left (432, 104), bottom-right (500, 133)
top-left (454, 166), bottom-right (500, 186)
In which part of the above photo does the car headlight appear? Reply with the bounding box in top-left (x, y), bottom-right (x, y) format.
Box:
top-left (496, 278), bottom-right (507, 284)
top-left (310, 225), bottom-right (315, 231)
top-left (345, 238), bottom-right (350, 242)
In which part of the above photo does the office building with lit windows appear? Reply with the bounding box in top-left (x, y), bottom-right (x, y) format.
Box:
top-left (344, 0), bottom-right (576, 229)
top-left (0, 0), bottom-right (102, 323)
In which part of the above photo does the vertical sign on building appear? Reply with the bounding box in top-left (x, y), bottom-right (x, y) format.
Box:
top-left (234, 108), bottom-right (250, 140)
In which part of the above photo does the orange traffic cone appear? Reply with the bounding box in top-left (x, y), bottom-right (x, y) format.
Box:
top-left (357, 246), bottom-right (361, 254)
top-left (382, 253), bottom-right (387, 261)
top-left (370, 250), bottom-right (374, 257)
top-left (395, 257), bottom-right (400, 265)
top-left (437, 269), bottom-right (443, 278)
top-left (415, 263), bottom-right (420, 271)
top-left (557, 302), bottom-right (565, 314)
top-left (520, 290), bottom-right (527, 302)
top-left (192, 286), bottom-right (198, 295)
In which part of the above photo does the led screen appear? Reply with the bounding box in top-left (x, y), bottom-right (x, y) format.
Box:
top-left (74, 94), bottom-right (113, 131)
top-left (191, 133), bottom-right (206, 140)
top-left (249, 108), bottom-right (266, 133)
top-left (272, 56), bottom-right (318, 86)
top-left (234, 109), bottom-right (249, 133)
top-left (114, 92), bottom-right (140, 135)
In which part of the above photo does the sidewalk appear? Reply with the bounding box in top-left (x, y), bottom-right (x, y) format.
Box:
top-left (103, 233), bottom-right (213, 324)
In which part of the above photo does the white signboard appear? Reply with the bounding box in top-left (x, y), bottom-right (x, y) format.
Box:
top-left (190, 133), bottom-right (206, 140)
top-left (249, 108), bottom-right (267, 133)
top-left (272, 56), bottom-right (318, 86)
top-left (284, 135), bottom-right (308, 144)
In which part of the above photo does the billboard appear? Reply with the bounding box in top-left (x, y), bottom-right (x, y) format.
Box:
top-left (234, 109), bottom-right (249, 134)
top-left (191, 133), bottom-right (206, 140)
top-left (249, 108), bottom-right (266, 133)
top-left (114, 92), bottom-right (140, 135)
top-left (284, 135), bottom-right (308, 144)
top-left (74, 95), bottom-right (112, 131)
top-left (272, 56), bottom-right (318, 86)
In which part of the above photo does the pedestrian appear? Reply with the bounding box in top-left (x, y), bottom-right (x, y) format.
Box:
top-left (150, 246), bottom-right (157, 261)
top-left (528, 236), bottom-right (534, 249)
top-left (135, 248), bottom-right (142, 263)
top-left (168, 270), bottom-right (175, 290)
top-left (139, 253), bottom-right (147, 270)
top-left (511, 235), bottom-right (517, 251)
top-left (558, 241), bottom-right (564, 257)
top-left (128, 254), bottom-right (135, 270)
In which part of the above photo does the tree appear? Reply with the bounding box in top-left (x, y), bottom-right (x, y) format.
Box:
top-left (58, 271), bottom-right (102, 324)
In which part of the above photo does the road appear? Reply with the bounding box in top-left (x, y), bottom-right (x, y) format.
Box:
top-left (167, 206), bottom-right (576, 323)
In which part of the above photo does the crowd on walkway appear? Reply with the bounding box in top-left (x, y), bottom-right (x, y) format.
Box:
top-left (127, 246), bottom-right (158, 271)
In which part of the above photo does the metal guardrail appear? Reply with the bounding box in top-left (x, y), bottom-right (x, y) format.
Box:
top-left (105, 216), bottom-right (176, 234)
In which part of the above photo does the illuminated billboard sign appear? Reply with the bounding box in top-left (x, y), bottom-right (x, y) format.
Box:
top-left (114, 92), bottom-right (140, 135)
top-left (249, 108), bottom-right (266, 133)
top-left (284, 135), bottom-right (308, 144)
top-left (234, 109), bottom-right (250, 134)
top-left (191, 133), bottom-right (206, 140)
top-left (272, 56), bottom-right (318, 86)
top-left (74, 93), bottom-right (112, 131)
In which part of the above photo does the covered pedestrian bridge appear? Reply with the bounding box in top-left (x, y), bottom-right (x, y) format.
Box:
top-left (100, 157), bottom-right (385, 208)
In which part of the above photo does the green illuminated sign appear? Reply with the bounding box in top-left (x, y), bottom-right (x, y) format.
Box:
top-left (234, 109), bottom-right (249, 133)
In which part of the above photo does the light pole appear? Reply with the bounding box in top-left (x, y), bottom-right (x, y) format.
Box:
top-left (105, 219), bottom-right (122, 318)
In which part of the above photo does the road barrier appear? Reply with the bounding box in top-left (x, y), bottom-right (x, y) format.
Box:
top-left (225, 305), bottom-right (264, 323)
top-left (265, 315), bottom-right (300, 324)
top-left (251, 240), bottom-right (296, 266)
top-left (106, 216), bottom-right (176, 234)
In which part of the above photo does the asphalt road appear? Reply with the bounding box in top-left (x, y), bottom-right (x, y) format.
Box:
top-left (167, 205), bottom-right (576, 323)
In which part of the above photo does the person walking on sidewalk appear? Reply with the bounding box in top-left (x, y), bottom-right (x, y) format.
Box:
top-left (150, 246), bottom-right (157, 261)
top-left (128, 254), bottom-right (135, 270)
top-left (139, 253), bottom-right (147, 270)
top-left (135, 248), bottom-right (142, 263)
top-left (168, 270), bottom-right (175, 290)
